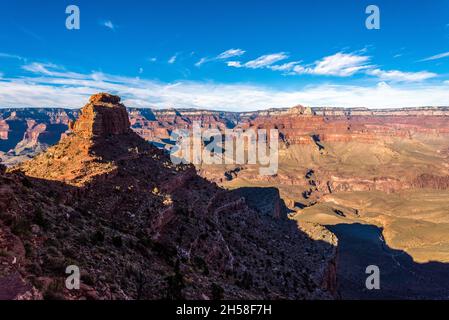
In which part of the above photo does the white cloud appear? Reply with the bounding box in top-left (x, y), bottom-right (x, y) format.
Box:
top-left (262, 51), bottom-right (437, 82)
top-left (168, 54), bottom-right (177, 64)
top-left (227, 52), bottom-right (371, 77)
top-left (196, 48), bottom-right (246, 67)
top-left (102, 20), bottom-right (116, 30)
top-left (243, 53), bottom-right (289, 69)
top-left (227, 53), bottom-right (289, 70)
top-left (22, 62), bottom-right (86, 79)
top-left (138, 68), bottom-right (144, 74)
top-left (22, 62), bottom-right (58, 75)
top-left (195, 57), bottom-right (208, 67)
top-left (303, 52), bottom-right (371, 76)
top-left (366, 69), bottom-right (437, 82)
top-left (420, 51), bottom-right (449, 62)
top-left (226, 61), bottom-right (242, 68)
top-left (291, 65), bottom-right (306, 74)
top-left (216, 48), bottom-right (246, 60)
top-left (1, 62), bottom-right (448, 110)
top-left (148, 57), bottom-right (157, 62)
top-left (223, 50), bottom-right (439, 83)
top-left (0, 53), bottom-right (26, 61)
top-left (269, 61), bottom-right (302, 72)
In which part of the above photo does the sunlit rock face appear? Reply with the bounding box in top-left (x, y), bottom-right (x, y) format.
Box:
top-left (71, 93), bottom-right (131, 139)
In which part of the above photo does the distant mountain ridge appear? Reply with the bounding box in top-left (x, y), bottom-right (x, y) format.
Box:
top-left (2, 104), bottom-right (449, 166)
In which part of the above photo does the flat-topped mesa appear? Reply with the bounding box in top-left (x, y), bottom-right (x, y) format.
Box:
top-left (287, 105), bottom-right (314, 115)
top-left (70, 93), bottom-right (131, 139)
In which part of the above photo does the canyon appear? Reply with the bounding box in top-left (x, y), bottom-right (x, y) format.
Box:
top-left (0, 94), bottom-right (336, 300)
top-left (2, 100), bottom-right (449, 298)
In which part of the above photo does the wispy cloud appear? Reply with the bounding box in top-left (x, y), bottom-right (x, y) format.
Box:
top-left (226, 61), bottom-right (242, 68)
top-left (268, 61), bottom-right (298, 71)
top-left (224, 50), bottom-right (439, 84)
top-left (2, 61), bottom-right (447, 110)
top-left (244, 53), bottom-right (289, 69)
top-left (22, 62), bottom-right (85, 79)
top-left (148, 57), bottom-right (157, 62)
top-left (216, 48), bottom-right (246, 60)
top-left (304, 52), bottom-right (371, 76)
top-left (228, 52), bottom-right (370, 77)
top-left (0, 53), bottom-right (26, 61)
top-left (168, 54), bottom-right (178, 64)
top-left (228, 52), bottom-right (289, 70)
top-left (420, 51), bottom-right (449, 62)
top-left (196, 48), bottom-right (246, 67)
top-left (19, 27), bottom-right (44, 42)
top-left (195, 57), bottom-right (208, 67)
top-left (366, 69), bottom-right (437, 82)
top-left (102, 20), bottom-right (116, 30)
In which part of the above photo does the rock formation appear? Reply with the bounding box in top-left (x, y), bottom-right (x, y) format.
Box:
top-left (72, 93), bottom-right (131, 139)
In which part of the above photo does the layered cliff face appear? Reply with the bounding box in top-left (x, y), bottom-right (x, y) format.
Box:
top-left (0, 109), bottom-right (77, 166)
top-left (3, 104), bottom-right (449, 166)
top-left (71, 93), bottom-right (131, 139)
top-left (0, 94), bottom-right (337, 300)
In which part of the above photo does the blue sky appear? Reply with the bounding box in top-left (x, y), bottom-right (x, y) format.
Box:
top-left (0, 0), bottom-right (449, 110)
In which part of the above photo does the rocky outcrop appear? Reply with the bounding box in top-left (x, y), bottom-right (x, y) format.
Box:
top-left (71, 93), bottom-right (131, 139)
top-left (231, 187), bottom-right (289, 219)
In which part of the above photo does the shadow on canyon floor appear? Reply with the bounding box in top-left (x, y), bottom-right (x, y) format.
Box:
top-left (230, 187), bottom-right (295, 219)
top-left (7, 140), bottom-right (449, 299)
top-left (327, 223), bottom-right (449, 299)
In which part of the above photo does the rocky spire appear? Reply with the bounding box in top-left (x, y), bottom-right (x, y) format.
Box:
top-left (71, 93), bottom-right (131, 139)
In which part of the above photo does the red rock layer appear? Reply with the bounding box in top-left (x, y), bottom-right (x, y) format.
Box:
top-left (72, 93), bottom-right (131, 139)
